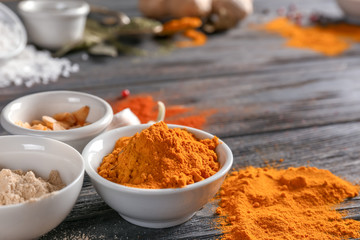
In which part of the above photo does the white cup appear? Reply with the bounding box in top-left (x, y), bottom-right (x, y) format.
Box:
top-left (18, 0), bottom-right (90, 50)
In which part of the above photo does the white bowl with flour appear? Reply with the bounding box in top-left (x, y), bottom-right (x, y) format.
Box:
top-left (0, 135), bottom-right (84, 239)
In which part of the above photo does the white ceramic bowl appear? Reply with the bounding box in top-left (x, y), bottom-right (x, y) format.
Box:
top-left (0, 91), bottom-right (113, 152)
top-left (0, 3), bottom-right (27, 62)
top-left (336, 0), bottom-right (360, 22)
top-left (83, 124), bottom-right (233, 228)
top-left (0, 135), bottom-right (84, 239)
top-left (18, 0), bottom-right (89, 50)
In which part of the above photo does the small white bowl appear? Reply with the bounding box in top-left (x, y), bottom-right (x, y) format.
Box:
top-left (0, 90), bottom-right (113, 152)
top-left (336, 0), bottom-right (360, 22)
top-left (18, 0), bottom-right (89, 50)
top-left (82, 124), bottom-right (233, 228)
top-left (0, 135), bottom-right (84, 239)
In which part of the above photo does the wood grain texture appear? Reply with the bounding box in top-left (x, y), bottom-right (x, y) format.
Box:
top-left (1, 0), bottom-right (360, 239)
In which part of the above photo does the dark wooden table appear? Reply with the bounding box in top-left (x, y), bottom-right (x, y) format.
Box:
top-left (1, 0), bottom-right (360, 239)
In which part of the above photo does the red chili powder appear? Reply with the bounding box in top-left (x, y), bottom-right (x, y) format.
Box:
top-left (109, 95), bottom-right (215, 129)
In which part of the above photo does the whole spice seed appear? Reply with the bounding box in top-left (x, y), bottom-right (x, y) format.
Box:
top-left (121, 89), bottom-right (130, 98)
top-left (216, 166), bottom-right (360, 240)
top-left (15, 106), bottom-right (90, 131)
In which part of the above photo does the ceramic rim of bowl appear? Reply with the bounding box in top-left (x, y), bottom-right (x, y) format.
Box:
top-left (18, 0), bottom-right (90, 17)
top-left (83, 124), bottom-right (234, 195)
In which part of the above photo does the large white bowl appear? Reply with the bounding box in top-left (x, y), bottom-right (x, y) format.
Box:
top-left (0, 90), bottom-right (113, 152)
top-left (0, 135), bottom-right (84, 239)
top-left (83, 124), bottom-right (233, 228)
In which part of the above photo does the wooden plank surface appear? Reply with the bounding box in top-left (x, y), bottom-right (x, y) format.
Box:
top-left (1, 0), bottom-right (360, 239)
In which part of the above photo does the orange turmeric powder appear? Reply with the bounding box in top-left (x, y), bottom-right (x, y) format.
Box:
top-left (176, 29), bottom-right (207, 48)
top-left (216, 166), bottom-right (360, 240)
top-left (160, 17), bottom-right (207, 47)
top-left (161, 17), bottom-right (202, 35)
top-left (109, 94), bottom-right (216, 129)
top-left (98, 121), bottom-right (220, 189)
top-left (262, 17), bottom-right (360, 56)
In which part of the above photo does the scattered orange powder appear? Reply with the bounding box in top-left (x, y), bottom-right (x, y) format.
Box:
top-left (161, 17), bottom-right (202, 35)
top-left (216, 166), bottom-right (360, 240)
top-left (98, 121), bottom-right (220, 189)
top-left (176, 29), bottom-right (207, 48)
top-left (109, 95), bottom-right (216, 129)
top-left (159, 17), bottom-right (207, 48)
top-left (262, 17), bottom-right (360, 56)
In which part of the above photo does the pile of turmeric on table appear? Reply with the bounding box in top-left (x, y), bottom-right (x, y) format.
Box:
top-left (98, 121), bottom-right (219, 189)
top-left (217, 166), bottom-right (360, 240)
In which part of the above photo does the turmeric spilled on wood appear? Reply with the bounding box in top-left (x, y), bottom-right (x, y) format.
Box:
top-left (216, 166), bottom-right (360, 240)
top-left (109, 94), bottom-right (216, 129)
top-left (262, 17), bottom-right (360, 56)
top-left (98, 121), bottom-right (220, 189)
top-left (160, 17), bottom-right (207, 47)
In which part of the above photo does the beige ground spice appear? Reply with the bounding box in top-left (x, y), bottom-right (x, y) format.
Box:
top-left (0, 169), bottom-right (65, 205)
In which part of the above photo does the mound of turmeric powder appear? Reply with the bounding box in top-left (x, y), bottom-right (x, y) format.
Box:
top-left (217, 166), bottom-right (360, 240)
top-left (98, 121), bottom-right (220, 189)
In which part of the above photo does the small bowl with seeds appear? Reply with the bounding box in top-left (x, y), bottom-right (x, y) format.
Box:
top-left (0, 90), bottom-right (113, 152)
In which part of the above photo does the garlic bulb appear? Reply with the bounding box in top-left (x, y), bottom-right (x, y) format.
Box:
top-left (148, 101), bottom-right (166, 124)
top-left (205, 0), bottom-right (253, 32)
top-left (106, 108), bottom-right (141, 131)
top-left (138, 0), bottom-right (212, 20)
top-left (167, 0), bottom-right (212, 18)
top-left (138, 0), bottom-right (167, 19)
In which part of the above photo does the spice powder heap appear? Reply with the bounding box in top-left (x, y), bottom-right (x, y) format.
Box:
top-left (216, 166), bottom-right (360, 240)
top-left (261, 17), bottom-right (360, 56)
top-left (0, 169), bottom-right (65, 206)
top-left (98, 121), bottom-right (220, 189)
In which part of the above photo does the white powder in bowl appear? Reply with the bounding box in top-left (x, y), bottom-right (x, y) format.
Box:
top-left (0, 169), bottom-right (65, 206)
